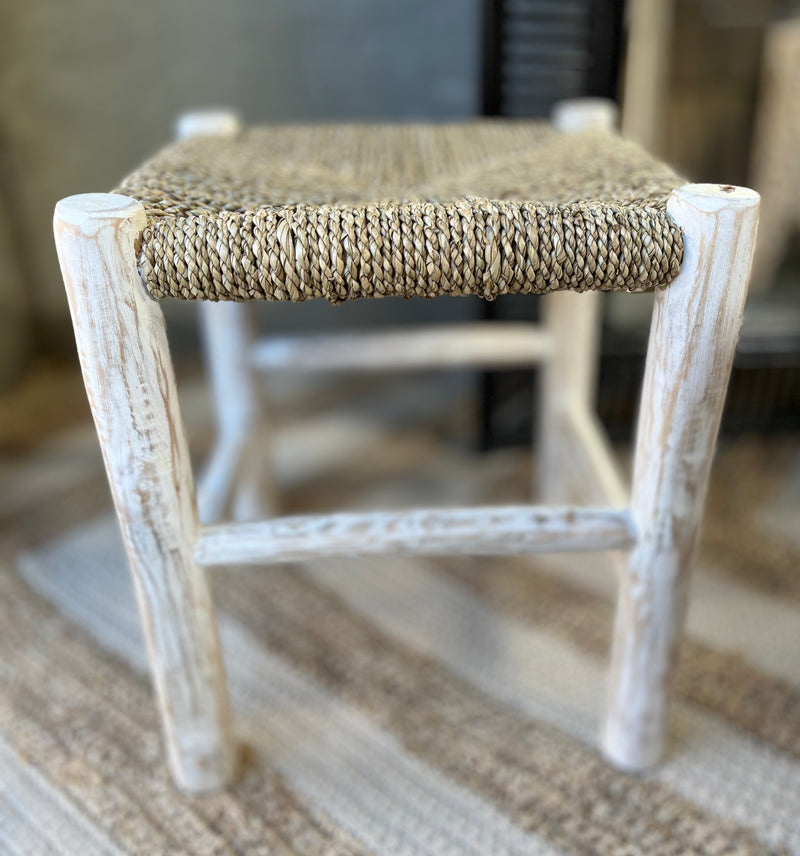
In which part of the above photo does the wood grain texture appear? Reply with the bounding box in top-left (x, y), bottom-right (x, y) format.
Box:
top-left (53, 193), bottom-right (235, 792)
top-left (602, 183), bottom-right (760, 771)
top-left (195, 505), bottom-right (636, 566)
top-left (250, 323), bottom-right (553, 371)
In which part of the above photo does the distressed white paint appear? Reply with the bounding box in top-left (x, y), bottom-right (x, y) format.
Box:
top-left (53, 193), bottom-right (235, 792)
top-left (250, 323), bottom-right (553, 371)
top-left (538, 99), bottom-right (616, 504)
top-left (195, 505), bottom-right (636, 567)
top-left (602, 183), bottom-right (760, 771)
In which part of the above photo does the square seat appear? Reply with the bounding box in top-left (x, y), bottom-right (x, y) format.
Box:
top-left (55, 105), bottom-right (760, 793)
top-left (115, 121), bottom-right (685, 303)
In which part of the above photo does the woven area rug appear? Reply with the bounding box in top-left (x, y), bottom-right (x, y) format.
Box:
top-left (2, 372), bottom-right (799, 855)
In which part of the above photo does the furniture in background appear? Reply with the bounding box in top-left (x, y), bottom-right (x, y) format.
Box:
top-left (54, 100), bottom-right (759, 792)
top-left (481, 0), bottom-right (625, 118)
top-left (748, 12), bottom-right (800, 293)
top-left (480, 0), bottom-right (626, 450)
top-left (482, 1), bottom-right (800, 446)
top-left (191, 100), bottom-right (620, 525)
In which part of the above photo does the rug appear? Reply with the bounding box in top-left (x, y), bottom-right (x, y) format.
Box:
top-left (2, 373), bottom-right (799, 855)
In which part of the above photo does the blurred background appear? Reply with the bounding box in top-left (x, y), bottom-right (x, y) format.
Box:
top-left (1, 0), bottom-right (798, 449)
top-left (1, 8), bottom-right (800, 849)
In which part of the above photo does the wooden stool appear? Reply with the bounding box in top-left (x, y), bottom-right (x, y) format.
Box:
top-left (54, 100), bottom-right (759, 792)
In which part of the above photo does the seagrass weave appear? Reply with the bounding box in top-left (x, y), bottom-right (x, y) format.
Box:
top-left (115, 121), bottom-right (685, 303)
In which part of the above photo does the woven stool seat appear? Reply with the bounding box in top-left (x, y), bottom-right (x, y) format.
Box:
top-left (55, 103), bottom-right (760, 794)
top-left (115, 120), bottom-right (685, 303)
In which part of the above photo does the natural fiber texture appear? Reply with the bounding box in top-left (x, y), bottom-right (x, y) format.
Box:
top-left (115, 121), bottom-right (685, 302)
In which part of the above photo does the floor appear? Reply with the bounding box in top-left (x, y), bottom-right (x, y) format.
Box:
top-left (1, 362), bottom-right (799, 855)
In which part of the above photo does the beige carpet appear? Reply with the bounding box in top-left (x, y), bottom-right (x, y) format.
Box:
top-left (2, 372), bottom-right (799, 855)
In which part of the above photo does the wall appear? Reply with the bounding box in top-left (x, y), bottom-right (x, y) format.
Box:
top-left (0, 0), bottom-right (481, 382)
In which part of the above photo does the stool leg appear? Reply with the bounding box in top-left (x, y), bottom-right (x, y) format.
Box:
top-left (538, 290), bottom-right (602, 502)
top-left (197, 301), bottom-right (274, 523)
top-left (538, 98), bottom-right (615, 503)
top-left (54, 193), bottom-right (235, 792)
top-left (175, 110), bottom-right (275, 524)
top-left (602, 184), bottom-right (760, 771)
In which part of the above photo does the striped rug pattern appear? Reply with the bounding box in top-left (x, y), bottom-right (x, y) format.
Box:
top-left (2, 374), bottom-right (799, 855)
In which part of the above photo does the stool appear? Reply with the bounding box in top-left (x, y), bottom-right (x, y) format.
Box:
top-left (53, 101), bottom-right (759, 793)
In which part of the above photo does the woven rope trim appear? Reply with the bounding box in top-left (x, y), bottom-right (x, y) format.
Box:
top-left (139, 199), bottom-right (682, 302)
top-left (117, 122), bottom-right (686, 302)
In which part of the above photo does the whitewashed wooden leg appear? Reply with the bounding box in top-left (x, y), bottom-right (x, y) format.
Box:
top-left (602, 184), bottom-right (760, 771)
top-left (175, 110), bottom-right (275, 524)
top-left (538, 290), bottom-right (603, 503)
top-left (54, 193), bottom-right (236, 792)
top-left (538, 98), bottom-right (616, 503)
top-left (198, 301), bottom-right (274, 523)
